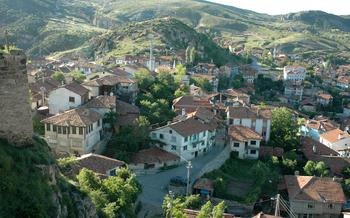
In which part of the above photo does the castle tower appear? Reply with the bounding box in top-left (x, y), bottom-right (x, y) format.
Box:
top-left (0, 48), bottom-right (33, 146)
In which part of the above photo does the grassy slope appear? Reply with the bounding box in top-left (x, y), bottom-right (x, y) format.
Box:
top-left (1, 0), bottom-right (350, 57)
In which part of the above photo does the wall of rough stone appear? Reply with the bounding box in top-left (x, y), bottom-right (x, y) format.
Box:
top-left (0, 49), bottom-right (33, 146)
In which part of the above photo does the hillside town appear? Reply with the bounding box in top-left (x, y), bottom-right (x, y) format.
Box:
top-left (7, 36), bottom-right (345, 218)
top-left (1, 1), bottom-right (350, 218)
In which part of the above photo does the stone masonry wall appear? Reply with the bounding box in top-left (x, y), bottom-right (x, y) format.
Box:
top-left (0, 49), bottom-right (33, 146)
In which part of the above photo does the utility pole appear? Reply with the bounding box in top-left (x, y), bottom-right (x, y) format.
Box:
top-left (274, 194), bottom-right (280, 217)
top-left (186, 161), bottom-right (192, 196)
top-left (4, 29), bottom-right (9, 50)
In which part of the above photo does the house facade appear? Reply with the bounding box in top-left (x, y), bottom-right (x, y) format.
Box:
top-left (228, 125), bottom-right (262, 159)
top-left (42, 108), bottom-right (104, 155)
top-left (48, 82), bottom-right (89, 114)
top-left (283, 66), bottom-right (306, 81)
top-left (150, 111), bottom-right (218, 160)
top-left (319, 128), bottom-right (350, 156)
top-left (226, 106), bottom-right (272, 141)
top-left (300, 118), bottom-right (338, 140)
top-left (284, 175), bottom-right (345, 218)
top-left (317, 93), bottom-right (333, 106)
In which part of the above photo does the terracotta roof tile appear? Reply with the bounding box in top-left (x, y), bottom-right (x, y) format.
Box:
top-left (227, 106), bottom-right (272, 119)
top-left (64, 82), bottom-right (89, 96)
top-left (84, 96), bottom-right (117, 109)
top-left (130, 147), bottom-right (180, 164)
top-left (42, 108), bottom-right (102, 127)
top-left (228, 125), bottom-right (262, 142)
top-left (320, 128), bottom-right (350, 143)
top-left (284, 175), bottom-right (346, 203)
top-left (72, 153), bottom-right (125, 176)
top-left (167, 117), bottom-right (218, 137)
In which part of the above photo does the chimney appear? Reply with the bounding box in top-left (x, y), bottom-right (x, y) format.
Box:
top-left (181, 108), bottom-right (186, 116)
top-left (338, 133), bottom-right (344, 140)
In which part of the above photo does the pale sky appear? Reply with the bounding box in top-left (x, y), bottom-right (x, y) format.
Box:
top-left (208, 0), bottom-right (350, 15)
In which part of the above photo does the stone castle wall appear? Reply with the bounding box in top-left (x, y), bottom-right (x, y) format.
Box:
top-left (0, 49), bottom-right (33, 146)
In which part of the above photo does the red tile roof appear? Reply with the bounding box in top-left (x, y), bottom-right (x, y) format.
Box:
top-left (227, 106), bottom-right (272, 119)
top-left (42, 108), bottom-right (101, 127)
top-left (72, 153), bottom-right (125, 176)
top-left (130, 147), bottom-right (180, 164)
top-left (193, 178), bottom-right (214, 191)
top-left (284, 175), bottom-right (346, 203)
top-left (166, 117), bottom-right (218, 137)
top-left (320, 128), bottom-right (350, 143)
top-left (64, 82), bottom-right (89, 96)
top-left (228, 125), bottom-right (262, 142)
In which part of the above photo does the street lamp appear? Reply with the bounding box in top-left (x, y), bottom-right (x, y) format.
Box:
top-left (186, 161), bottom-right (192, 196)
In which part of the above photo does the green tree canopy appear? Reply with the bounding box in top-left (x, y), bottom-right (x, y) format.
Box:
top-left (51, 71), bottom-right (65, 84)
top-left (303, 161), bottom-right (329, 177)
top-left (134, 69), bottom-right (153, 91)
top-left (197, 201), bottom-right (213, 218)
top-left (270, 107), bottom-right (300, 150)
top-left (76, 168), bottom-right (141, 218)
top-left (69, 70), bottom-right (86, 84)
top-left (213, 201), bottom-right (226, 218)
top-left (191, 77), bottom-right (213, 92)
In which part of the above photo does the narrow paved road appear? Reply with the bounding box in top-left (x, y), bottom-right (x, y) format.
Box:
top-left (137, 131), bottom-right (226, 217)
top-left (137, 145), bottom-right (223, 205)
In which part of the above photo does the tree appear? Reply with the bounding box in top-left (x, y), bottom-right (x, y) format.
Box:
top-left (103, 110), bottom-right (117, 132)
top-left (304, 161), bottom-right (329, 177)
top-left (134, 69), bottom-right (153, 91)
top-left (174, 85), bottom-right (189, 98)
top-left (69, 70), bottom-right (86, 84)
top-left (197, 201), bottom-right (213, 218)
top-left (270, 107), bottom-right (299, 150)
top-left (51, 71), bottom-right (65, 84)
top-left (175, 64), bottom-right (187, 84)
top-left (76, 168), bottom-right (141, 218)
top-left (231, 74), bottom-right (244, 89)
top-left (191, 77), bottom-right (213, 92)
top-left (162, 194), bottom-right (187, 218)
top-left (213, 201), bottom-right (226, 218)
top-left (218, 74), bottom-right (230, 91)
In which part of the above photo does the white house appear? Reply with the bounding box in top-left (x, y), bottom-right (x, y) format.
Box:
top-left (42, 108), bottom-right (104, 155)
top-left (150, 109), bottom-right (218, 160)
top-left (228, 125), bottom-right (262, 159)
top-left (319, 128), bottom-right (350, 156)
top-left (48, 82), bottom-right (89, 114)
top-left (317, 93), bottom-right (333, 106)
top-left (226, 106), bottom-right (272, 141)
top-left (283, 66), bottom-right (306, 81)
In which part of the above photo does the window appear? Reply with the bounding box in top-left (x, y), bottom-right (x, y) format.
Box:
top-left (251, 141), bottom-right (256, 145)
top-left (307, 203), bottom-right (314, 209)
top-left (159, 134), bottom-right (164, 139)
top-left (250, 150), bottom-right (256, 154)
top-left (79, 127), bottom-right (83, 135)
top-left (184, 137), bottom-right (188, 142)
top-left (192, 144), bottom-right (197, 148)
top-left (169, 130), bottom-right (172, 134)
top-left (328, 204), bottom-right (334, 209)
top-left (97, 120), bottom-right (100, 127)
top-left (171, 136), bottom-right (176, 142)
top-left (46, 124), bottom-right (51, 131)
top-left (183, 146), bottom-right (187, 151)
top-left (69, 97), bottom-right (75, 103)
top-left (171, 145), bottom-right (176, 150)
top-left (201, 141), bottom-right (205, 146)
top-left (58, 126), bottom-right (62, 134)
top-left (72, 127), bottom-right (76, 134)
top-left (91, 124), bottom-right (93, 131)
top-left (233, 143), bottom-right (240, 147)
top-left (63, 127), bottom-right (67, 134)
top-left (203, 131), bottom-right (206, 137)
top-left (229, 119), bottom-right (233, 125)
top-left (53, 125), bottom-right (57, 132)
top-left (245, 141), bottom-right (248, 146)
